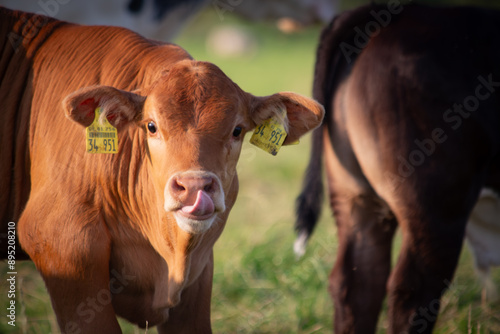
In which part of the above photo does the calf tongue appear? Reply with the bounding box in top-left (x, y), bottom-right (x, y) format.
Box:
top-left (181, 190), bottom-right (215, 217)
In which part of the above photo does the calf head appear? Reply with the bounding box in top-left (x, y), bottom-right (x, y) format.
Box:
top-left (63, 60), bottom-right (323, 291)
top-left (64, 60), bottom-right (323, 234)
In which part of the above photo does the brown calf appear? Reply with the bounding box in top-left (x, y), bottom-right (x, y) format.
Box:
top-left (0, 7), bottom-right (324, 333)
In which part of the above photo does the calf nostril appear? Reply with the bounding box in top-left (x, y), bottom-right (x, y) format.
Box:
top-left (172, 178), bottom-right (186, 193)
top-left (203, 179), bottom-right (215, 193)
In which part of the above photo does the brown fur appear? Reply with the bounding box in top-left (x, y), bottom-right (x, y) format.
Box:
top-left (0, 7), bottom-right (324, 333)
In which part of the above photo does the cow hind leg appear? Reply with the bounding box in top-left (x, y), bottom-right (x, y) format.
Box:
top-left (386, 219), bottom-right (466, 333)
top-left (385, 185), bottom-right (480, 334)
top-left (329, 193), bottom-right (397, 333)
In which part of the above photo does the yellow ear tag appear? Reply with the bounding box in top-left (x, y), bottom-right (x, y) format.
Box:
top-left (250, 114), bottom-right (288, 156)
top-left (85, 107), bottom-right (118, 154)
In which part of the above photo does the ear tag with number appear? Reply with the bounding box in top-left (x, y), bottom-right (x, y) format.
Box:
top-left (250, 113), bottom-right (288, 156)
top-left (86, 107), bottom-right (118, 154)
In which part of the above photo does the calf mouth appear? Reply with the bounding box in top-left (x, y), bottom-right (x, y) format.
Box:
top-left (179, 189), bottom-right (215, 218)
top-left (177, 211), bottom-right (215, 221)
top-left (164, 171), bottom-right (226, 234)
top-left (174, 190), bottom-right (217, 233)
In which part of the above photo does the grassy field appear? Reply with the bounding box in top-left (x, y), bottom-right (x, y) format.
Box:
top-left (2, 3), bottom-right (500, 334)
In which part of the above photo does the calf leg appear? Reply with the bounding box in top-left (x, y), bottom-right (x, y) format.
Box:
top-left (42, 261), bottom-right (122, 334)
top-left (329, 193), bottom-right (397, 334)
top-left (18, 197), bottom-right (121, 334)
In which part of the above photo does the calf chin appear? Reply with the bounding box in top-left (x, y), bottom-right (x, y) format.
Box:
top-left (173, 212), bottom-right (218, 234)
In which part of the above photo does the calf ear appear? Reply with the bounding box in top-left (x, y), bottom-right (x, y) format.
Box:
top-left (63, 85), bottom-right (146, 128)
top-left (251, 92), bottom-right (324, 145)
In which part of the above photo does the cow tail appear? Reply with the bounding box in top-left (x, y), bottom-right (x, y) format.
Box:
top-left (293, 19), bottom-right (335, 258)
top-left (294, 125), bottom-right (324, 258)
top-left (294, 4), bottom-right (379, 257)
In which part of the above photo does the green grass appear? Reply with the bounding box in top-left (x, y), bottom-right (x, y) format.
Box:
top-left (2, 3), bottom-right (500, 334)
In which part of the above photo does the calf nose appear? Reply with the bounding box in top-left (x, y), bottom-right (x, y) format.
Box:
top-left (165, 171), bottom-right (227, 219)
top-left (170, 176), bottom-right (216, 204)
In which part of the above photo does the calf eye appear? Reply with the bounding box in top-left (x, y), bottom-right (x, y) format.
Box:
top-left (147, 121), bottom-right (157, 134)
top-left (232, 126), bottom-right (242, 137)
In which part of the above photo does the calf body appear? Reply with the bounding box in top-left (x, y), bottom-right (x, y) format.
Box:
top-left (0, 7), bottom-right (324, 333)
top-left (296, 4), bottom-right (500, 333)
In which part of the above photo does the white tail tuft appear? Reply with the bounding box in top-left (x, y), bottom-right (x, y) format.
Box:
top-left (293, 231), bottom-right (309, 259)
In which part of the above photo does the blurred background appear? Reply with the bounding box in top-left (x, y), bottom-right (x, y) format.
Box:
top-left (1, 0), bottom-right (500, 333)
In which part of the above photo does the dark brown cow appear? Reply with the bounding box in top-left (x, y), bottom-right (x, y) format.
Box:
top-left (295, 3), bottom-right (500, 334)
top-left (0, 7), bottom-right (324, 333)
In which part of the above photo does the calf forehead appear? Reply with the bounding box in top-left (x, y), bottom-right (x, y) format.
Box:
top-left (147, 60), bottom-right (249, 131)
